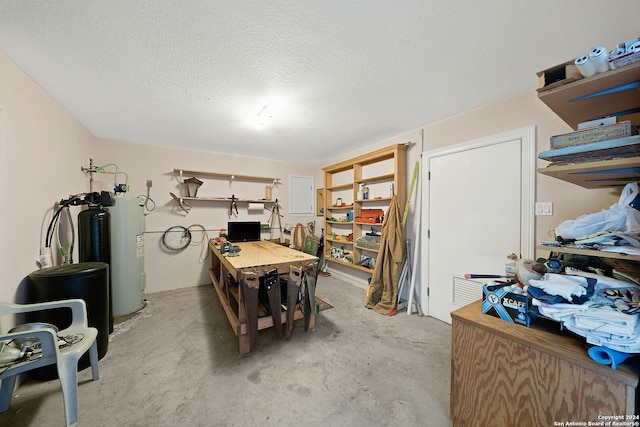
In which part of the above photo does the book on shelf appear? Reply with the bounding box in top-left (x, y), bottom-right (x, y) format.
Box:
top-left (539, 135), bottom-right (640, 164)
top-left (550, 121), bottom-right (633, 149)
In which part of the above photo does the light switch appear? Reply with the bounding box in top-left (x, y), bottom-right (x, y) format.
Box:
top-left (535, 202), bottom-right (553, 216)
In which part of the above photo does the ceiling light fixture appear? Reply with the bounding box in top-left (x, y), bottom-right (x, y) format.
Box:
top-left (255, 104), bottom-right (271, 128)
top-left (252, 97), bottom-right (284, 129)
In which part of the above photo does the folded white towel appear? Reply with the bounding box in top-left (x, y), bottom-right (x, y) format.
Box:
top-left (532, 299), bottom-right (589, 321)
top-left (573, 307), bottom-right (638, 337)
top-left (529, 274), bottom-right (589, 302)
top-left (537, 294), bottom-right (640, 353)
top-left (582, 321), bottom-right (640, 354)
top-left (562, 318), bottom-right (640, 354)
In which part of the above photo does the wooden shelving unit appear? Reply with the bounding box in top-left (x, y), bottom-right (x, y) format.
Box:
top-left (536, 62), bottom-right (640, 261)
top-left (322, 144), bottom-right (407, 273)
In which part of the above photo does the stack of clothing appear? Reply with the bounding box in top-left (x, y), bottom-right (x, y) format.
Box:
top-left (529, 268), bottom-right (640, 354)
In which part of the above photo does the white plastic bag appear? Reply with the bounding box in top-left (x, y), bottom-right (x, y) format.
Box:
top-left (555, 182), bottom-right (640, 240)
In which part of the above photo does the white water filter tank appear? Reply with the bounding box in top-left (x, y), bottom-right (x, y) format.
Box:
top-left (109, 196), bottom-right (146, 316)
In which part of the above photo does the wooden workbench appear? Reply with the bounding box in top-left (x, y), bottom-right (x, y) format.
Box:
top-left (208, 239), bottom-right (318, 353)
top-left (450, 300), bottom-right (640, 426)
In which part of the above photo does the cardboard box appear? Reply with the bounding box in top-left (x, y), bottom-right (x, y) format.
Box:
top-left (536, 60), bottom-right (582, 92)
top-left (609, 50), bottom-right (640, 70)
top-left (549, 121), bottom-right (633, 150)
top-left (482, 285), bottom-right (534, 327)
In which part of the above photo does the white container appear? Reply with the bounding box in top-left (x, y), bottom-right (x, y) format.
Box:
top-left (575, 54), bottom-right (596, 78)
top-left (589, 46), bottom-right (610, 73)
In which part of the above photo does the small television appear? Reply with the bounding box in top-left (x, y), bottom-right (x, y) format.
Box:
top-left (227, 221), bottom-right (261, 242)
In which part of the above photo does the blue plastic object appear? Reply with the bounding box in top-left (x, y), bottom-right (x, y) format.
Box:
top-left (570, 81), bottom-right (640, 102)
top-left (587, 346), bottom-right (632, 370)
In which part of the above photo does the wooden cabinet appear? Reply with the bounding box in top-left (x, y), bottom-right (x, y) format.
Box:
top-left (450, 301), bottom-right (639, 426)
top-left (322, 144), bottom-right (407, 273)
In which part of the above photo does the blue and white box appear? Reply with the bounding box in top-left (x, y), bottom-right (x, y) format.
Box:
top-left (482, 285), bottom-right (533, 327)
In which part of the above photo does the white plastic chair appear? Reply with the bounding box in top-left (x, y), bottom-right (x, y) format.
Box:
top-left (0, 299), bottom-right (99, 426)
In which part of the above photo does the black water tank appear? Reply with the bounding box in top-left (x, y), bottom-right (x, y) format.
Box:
top-left (78, 206), bottom-right (113, 332)
top-left (77, 207), bottom-right (111, 265)
top-left (26, 262), bottom-right (109, 380)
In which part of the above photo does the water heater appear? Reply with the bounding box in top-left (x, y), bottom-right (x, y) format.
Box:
top-left (109, 196), bottom-right (146, 316)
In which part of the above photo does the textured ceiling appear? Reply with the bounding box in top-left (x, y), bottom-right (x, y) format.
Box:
top-left (1, 1), bottom-right (639, 163)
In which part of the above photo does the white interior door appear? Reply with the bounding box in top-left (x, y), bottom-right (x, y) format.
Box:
top-left (421, 127), bottom-right (535, 324)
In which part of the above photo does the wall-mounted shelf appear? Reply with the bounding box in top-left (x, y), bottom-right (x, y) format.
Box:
top-left (180, 197), bottom-right (274, 203)
top-left (535, 62), bottom-right (640, 268)
top-left (173, 169), bottom-right (280, 183)
top-left (537, 62), bottom-right (640, 130)
top-left (537, 157), bottom-right (640, 189)
top-left (537, 62), bottom-right (640, 189)
top-left (537, 245), bottom-right (640, 262)
top-left (171, 168), bottom-right (279, 213)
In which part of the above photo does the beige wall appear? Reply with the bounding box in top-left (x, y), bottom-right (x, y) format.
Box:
top-left (89, 138), bottom-right (321, 293)
top-left (422, 89), bottom-right (619, 249)
top-left (319, 90), bottom-right (621, 291)
top-left (0, 52), bottom-right (95, 307)
top-left (0, 50), bottom-right (323, 311)
top-left (0, 49), bottom-right (624, 310)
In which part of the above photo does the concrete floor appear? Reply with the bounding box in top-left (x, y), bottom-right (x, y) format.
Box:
top-left (0, 274), bottom-right (452, 427)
